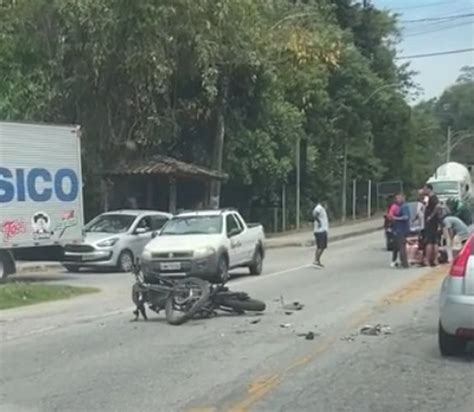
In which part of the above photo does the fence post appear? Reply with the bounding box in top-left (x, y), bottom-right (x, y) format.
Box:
top-left (282, 184), bottom-right (286, 232)
top-left (352, 179), bottom-right (357, 220)
top-left (273, 207), bottom-right (278, 233)
top-left (368, 179), bottom-right (372, 218)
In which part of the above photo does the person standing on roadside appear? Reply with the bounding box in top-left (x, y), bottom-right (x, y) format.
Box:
top-left (390, 194), bottom-right (410, 268)
top-left (313, 200), bottom-right (329, 268)
top-left (424, 183), bottom-right (441, 267)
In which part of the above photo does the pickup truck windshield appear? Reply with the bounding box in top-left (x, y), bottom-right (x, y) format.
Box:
top-left (85, 214), bottom-right (135, 234)
top-left (431, 181), bottom-right (459, 195)
top-left (161, 216), bottom-right (223, 235)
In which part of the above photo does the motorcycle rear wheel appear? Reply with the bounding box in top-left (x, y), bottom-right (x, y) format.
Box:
top-left (165, 277), bottom-right (210, 325)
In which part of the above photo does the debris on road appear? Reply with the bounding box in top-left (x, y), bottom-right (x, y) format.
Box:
top-left (284, 311), bottom-right (294, 316)
top-left (296, 331), bottom-right (318, 340)
top-left (360, 324), bottom-right (392, 336)
top-left (280, 323), bottom-right (292, 328)
top-left (250, 319), bottom-right (261, 325)
top-left (341, 335), bottom-right (356, 342)
top-left (282, 301), bottom-right (304, 311)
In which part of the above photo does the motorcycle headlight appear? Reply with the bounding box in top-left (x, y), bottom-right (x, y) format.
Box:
top-left (97, 238), bottom-right (119, 247)
top-left (194, 247), bottom-right (216, 258)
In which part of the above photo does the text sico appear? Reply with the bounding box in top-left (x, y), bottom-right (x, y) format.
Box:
top-left (0, 167), bottom-right (79, 203)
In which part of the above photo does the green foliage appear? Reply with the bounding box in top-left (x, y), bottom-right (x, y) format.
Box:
top-left (1, 0), bottom-right (464, 221)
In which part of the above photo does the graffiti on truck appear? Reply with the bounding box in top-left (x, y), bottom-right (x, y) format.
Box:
top-left (54, 210), bottom-right (78, 238)
top-left (1, 219), bottom-right (27, 241)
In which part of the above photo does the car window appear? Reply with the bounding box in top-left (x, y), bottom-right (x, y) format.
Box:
top-left (85, 214), bottom-right (135, 234)
top-left (136, 217), bottom-right (152, 232)
top-left (150, 215), bottom-right (169, 231)
top-left (233, 213), bottom-right (245, 230)
top-left (161, 216), bottom-right (223, 235)
top-left (226, 214), bottom-right (241, 236)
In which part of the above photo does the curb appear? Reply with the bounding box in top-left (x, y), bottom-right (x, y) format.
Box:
top-left (265, 226), bottom-right (383, 249)
top-left (15, 262), bottom-right (63, 275)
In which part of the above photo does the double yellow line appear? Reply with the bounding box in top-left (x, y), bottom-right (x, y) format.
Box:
top-left (190, 266), bottom-right (447, 412)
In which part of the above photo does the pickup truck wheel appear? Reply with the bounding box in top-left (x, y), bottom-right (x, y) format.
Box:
top-left (214, 256), bottom-right (229, 284)
top-left (249, 249), bottom-right (263, 276)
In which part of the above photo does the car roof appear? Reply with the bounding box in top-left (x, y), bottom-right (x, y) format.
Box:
top-left (101, 209), bottom-right (172, 218)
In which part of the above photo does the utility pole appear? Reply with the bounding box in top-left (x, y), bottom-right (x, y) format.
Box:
top-left (296, 137), bottom-right (301, 229)
top-left (446, 125), bottom-right (452, 162)
top-left (341, 141), bottom-right (348, 222)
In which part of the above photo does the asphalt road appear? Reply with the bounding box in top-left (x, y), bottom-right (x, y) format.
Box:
top-left (1, 231), bottom-right (473, 412)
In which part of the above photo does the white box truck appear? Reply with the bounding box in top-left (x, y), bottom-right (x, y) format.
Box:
top-left (0, 121), bottom-right (84, 280)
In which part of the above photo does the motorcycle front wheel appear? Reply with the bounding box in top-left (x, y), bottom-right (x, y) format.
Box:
top-left (165, 277), bottom-right (210, 325)
top-left (217, 297), bottom-right (266, 312)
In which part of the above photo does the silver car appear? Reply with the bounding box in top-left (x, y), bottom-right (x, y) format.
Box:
top-left (63, 210), bottom-right (171, 272)
top-left (439, 235), bottom-right (474, 356)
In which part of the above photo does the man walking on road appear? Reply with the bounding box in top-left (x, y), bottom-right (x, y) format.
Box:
top-left (313, 200), bottom-right (329, 268)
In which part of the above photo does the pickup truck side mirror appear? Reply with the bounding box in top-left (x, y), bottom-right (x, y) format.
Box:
top-left (151, 230), bottom-right (160, 239)
top-left (227, 228), bottom-right (241, 238)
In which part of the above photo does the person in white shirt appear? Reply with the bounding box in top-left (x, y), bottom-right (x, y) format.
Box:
top-left (313, 201), bottom-right (329, 268)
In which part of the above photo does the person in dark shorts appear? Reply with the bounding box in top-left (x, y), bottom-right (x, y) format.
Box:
top-left (424, 184), bottom-right (441, 266)
top-left (313, 201), bottom-right (329, 268)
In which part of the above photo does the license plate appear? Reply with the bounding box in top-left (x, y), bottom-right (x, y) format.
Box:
top-left (160, 262), bottom-right (181, 271)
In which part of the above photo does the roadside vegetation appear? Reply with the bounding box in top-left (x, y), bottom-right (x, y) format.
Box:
top-left (0, 0), bottom-right (472, 223)
top-left (0, 283), bottom-right (99, 310)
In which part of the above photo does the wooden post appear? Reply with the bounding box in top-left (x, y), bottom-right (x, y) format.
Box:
top-left (169, 177), bottom-right (177, 214)
top-left (147, 177), bottom-right (153, 209)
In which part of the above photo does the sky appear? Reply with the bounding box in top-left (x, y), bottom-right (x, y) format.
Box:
top-left (372, 0), bottom-right (474, 102)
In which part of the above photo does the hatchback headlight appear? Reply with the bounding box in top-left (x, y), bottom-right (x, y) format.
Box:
top-left (97, 238), bottom-right (119, 247)
top-left (194, 247), bottom-right (216, 258)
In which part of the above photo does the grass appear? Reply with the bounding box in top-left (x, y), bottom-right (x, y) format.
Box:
top-left (0, 283), bottom-right (99, 310)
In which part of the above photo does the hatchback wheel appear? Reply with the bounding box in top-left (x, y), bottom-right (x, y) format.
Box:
top-left (117, 250), bottom-right (134, 272)
top-left (438, 321), bottom-right (467, 357)
top-left (64, 265), bottom-right (82, 273)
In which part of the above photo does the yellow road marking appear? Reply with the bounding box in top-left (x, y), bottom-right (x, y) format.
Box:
top-left (377, 266), bottom-right (446, 307)
top-left (191, 266), bottom-right (447, 412)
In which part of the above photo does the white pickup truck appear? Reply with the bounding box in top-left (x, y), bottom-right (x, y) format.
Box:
top-left (141, 209), bottom-right (265, 283)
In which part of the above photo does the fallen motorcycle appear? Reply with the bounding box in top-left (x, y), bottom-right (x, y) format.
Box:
top-left (131, 263), bottom-right (266, 325)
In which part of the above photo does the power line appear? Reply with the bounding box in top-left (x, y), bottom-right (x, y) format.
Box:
top-left (388, 1), bottom-right (464, 11)
top-left (404, 20), bottom-right (474, 37)
top-left (402, 12), bottom-right (474, 23)
top-left (397, 47), bottom-right (474, 60)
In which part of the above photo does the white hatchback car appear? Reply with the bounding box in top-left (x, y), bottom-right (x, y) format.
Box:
top-left (438, 235), bottom-right (474, 356)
